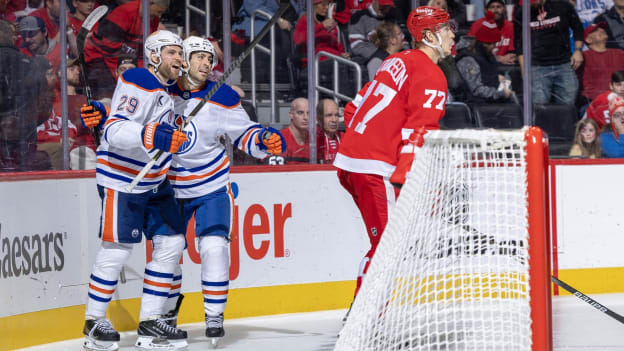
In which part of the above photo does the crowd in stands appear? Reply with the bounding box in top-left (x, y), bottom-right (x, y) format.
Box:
top-left (2, 0), bottom-right (624, 172)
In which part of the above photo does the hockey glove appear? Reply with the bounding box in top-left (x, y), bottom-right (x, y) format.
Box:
top-left (390, 127), bottom-right (427, 189)
top-left (80, 101), bottom-right (108, 129)
top-left (141, 123), bottom-right (188, 154)
top-left (256, 127), bottom-right (285, 155)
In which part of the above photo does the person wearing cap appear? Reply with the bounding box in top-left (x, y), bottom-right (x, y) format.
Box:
top-left (577, 22), bottom-right (624, 104)
top-left (83, 0), bottom-right (169, 100)
top-left (30, 0), bottom-right (78, 58)
top-left (593, 0), bottom-right (624, 50)
top-left (600, 94), bottom-right (624, 157)
top-left (115, 54), bottom-right (137, 79)
top-left (468, 0), bottom-right (515, 65)
top-left (17, 15), bottom-right (61, 69)
top-left (348, 0), bottom-right (398, 65)
top-left (513, 0), bottom-right (583, 105)
top-left (456, 11), bottom-right (512, 104)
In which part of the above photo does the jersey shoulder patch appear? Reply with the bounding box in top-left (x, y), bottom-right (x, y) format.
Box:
top-left (120, 68), bottom-right (165, 92)
top-left (205, 82), bottom-right (241, 108)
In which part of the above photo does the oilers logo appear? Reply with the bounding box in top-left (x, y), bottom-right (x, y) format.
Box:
top-left (173, 114), bottom-right (197, 155)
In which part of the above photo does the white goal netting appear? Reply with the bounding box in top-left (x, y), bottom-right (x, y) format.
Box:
top-left (335, 129), bottom-right (535, 351)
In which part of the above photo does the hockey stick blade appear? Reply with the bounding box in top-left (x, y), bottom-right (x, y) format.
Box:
top-left (551, 276), bottom-right (624, 324)
top-left (77, 5), bottom-right (108, 146)
top-left (124, 0), bottom-right (291, 192)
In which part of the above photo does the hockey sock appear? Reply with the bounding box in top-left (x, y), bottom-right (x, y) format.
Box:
top-left (140, 234), bottom-right (185, 320)
top-left (86, 241), bottom-right (133, 319)
top-left (199, 235), bottom-right (229, 315)
top-left (163, 263), bottom-right (183, 313)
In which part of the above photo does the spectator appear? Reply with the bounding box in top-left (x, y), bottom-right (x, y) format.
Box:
top-left (13, 0), bottom-right (44, 19)
top-left (578, 22), bottom-right (624, 104)
top-left (348, 0), bottom-right (396, 64)
top-left (0, 19), bottom-right (47, 171)
top-left (30, 0), bottom-right (60, 39)
top-left (17, 15), bottom-right (61, 70)
top-left (468, 0), bottom-right (516, 65)
top-left (366, 22), bottom-right (403, 81)
top-left (232, 0), bottom-right (299, 84)
top-left (456, 12), bottom-right (512, 104)
top-left (1, 0), bottom-right (17, 21)
top-left (316, 98), bottom-right (343, 163)
top-left (68, 0), bottom-right (95, 35)
top-left (279, 97), bottom-right (310, 164)
top-left (115, 54), bottom-right (137, 80)
top-left (54, 57), bottom-right (97, 151)
top-left (593, 0), bottom-right (624, 50)
top-left (83, 0), bottom-right (168, 100)
top-left (600, 95), bottom-right (624, 157)
top-left (294, 0), bottom-right (354, 97)
top-left (428, 0), bottom-right (466, 29)
top-left (585, 70), bottom-right (624, 129)
top-left (569, 119), bottom-right (601, 158)
top-left (514, 0), bottom-right (584, 105)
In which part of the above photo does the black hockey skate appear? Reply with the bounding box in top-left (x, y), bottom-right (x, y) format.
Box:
top-left (135, 318), bottom-right (188, 350)
top-left (83, 319), bottom-right (120, 351)
top-left (205, 313), bottom-right (225, 348)
top-left (163, 294), bottom-right (185, 327)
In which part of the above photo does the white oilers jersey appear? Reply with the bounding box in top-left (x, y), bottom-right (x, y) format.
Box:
top-left (96, 68), bottom-right (175, 193)
top-left (168, 81), bottom-right (269, 198)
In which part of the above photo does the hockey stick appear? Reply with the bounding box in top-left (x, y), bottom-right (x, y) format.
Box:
top-left (76, 5), bottom-right (108, 147)
top-left (551, 276), bottom-right (624, 325)
top-left (124, 0), bottom-right (291, 192)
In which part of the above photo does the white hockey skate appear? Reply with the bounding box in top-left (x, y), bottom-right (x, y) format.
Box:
top-left (82, 319), bottom-right (120, 351)
top-left (205, 313), bottom-right (225, 348)
top-left (135, 318), bottom-right (188, 350)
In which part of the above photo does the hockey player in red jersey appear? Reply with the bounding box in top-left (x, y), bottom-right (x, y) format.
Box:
top-left (334, 6), bottom-right (454, 299)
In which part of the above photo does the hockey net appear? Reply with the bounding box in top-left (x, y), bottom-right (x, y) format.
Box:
top-left (335, 127), bottom-right (551, 351)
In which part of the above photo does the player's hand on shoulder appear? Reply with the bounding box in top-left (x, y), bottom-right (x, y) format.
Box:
top-left (256, 127), bottom-right (286, 155)
top-left (142, 123), bottom-right (188, 154)
top-left (80, 100), bottom-right (108, 129)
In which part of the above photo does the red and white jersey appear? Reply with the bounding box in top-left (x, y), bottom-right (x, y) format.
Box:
top-left (585, 90), bottom-right (612, 130)
top-left (334, 49), bottom-right (447, 177)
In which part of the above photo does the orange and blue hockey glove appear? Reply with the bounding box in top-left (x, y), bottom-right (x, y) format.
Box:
top-left (256, 127), bottom-right (286, 155)
top-left (142, 123), bottom-right (188, 154)
top-left (80, 101), bottom-right (108, 129)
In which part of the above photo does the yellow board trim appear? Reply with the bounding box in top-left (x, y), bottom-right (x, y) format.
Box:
top-left (555, 267), bottom-right (624, 295)
top-left (1, 280), bottom-right (355, 350)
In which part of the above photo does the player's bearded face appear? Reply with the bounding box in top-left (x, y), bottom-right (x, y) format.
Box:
top-left (189, 51), bottom-right (213, 82)
top-left (159, 45), bottom-right (184, 81)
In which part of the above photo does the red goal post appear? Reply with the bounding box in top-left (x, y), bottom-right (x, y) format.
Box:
top-left (336, 127), bottom-right (552, 351)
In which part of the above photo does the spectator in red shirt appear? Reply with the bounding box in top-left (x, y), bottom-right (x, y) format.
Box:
top-left (294, 0), bottom-right (355, 98)
top-left (585, 70), bottom-right (624, 130)
top-left (1, 0), bottom-right (17, 22)
top-left (316, 98), bottom-right (343, 164)
top-left (68, 0), bottom-right (95, 34)
top-left (30, 0), bottom-right (60, 39)
top-left (278, 97), bottom-right (310, 164)
top-left (83, 0), bottom-right (167, 100)
top-left (578, 22), bottom-right (624, 104)
top-left (17, 15), bottom-right (61, 69)
top-left (468, 0), bottom-right (516, 65)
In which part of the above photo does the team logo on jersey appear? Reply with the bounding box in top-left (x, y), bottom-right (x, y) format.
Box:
top-left (183, 91), bottom-right (191, 99)
top-left (157, 95), bottom-right (165, 106)
top-left (131, 228), bottom-right (140, 238)
top-left (174, 115), bottom-right (197, 155)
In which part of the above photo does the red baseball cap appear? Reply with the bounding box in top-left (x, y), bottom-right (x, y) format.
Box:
top-left (377, 0), bottom-right (396, 6)
top-left (584, 22), bottom-right (607, 42)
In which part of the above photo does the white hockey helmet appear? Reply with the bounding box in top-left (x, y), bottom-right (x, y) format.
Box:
top-left (182, 36), bottom-right (218, 69)
top-left (144, 30), bottom-right (183, 71)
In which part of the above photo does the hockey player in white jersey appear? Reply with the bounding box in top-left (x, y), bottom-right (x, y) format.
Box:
top-left (164, 36), bottom-right (285, 347)
top-left (82, 30), bottom-right (190, 351)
